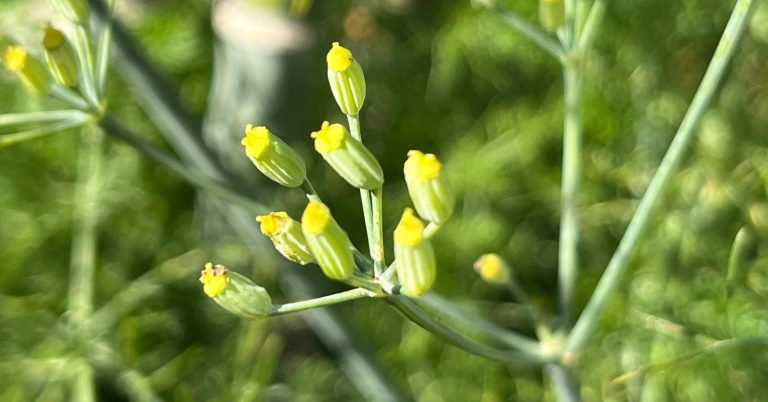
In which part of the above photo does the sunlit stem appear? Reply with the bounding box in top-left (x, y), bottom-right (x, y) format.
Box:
top-left (346, 114), bottom-right (378, 276)
top-left (269, 288), bottom-right (380, 316)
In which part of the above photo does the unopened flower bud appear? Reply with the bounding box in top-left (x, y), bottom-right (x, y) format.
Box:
top-left (473, 253), bottom-right (511, 285)
top-left (301, 201), bottom-right (355, 280)
top-left (326, 42), bottom-right (366, 116)
top-left (256, 212), bottom-right (315, 265)
top-left (43, 25), bottom-right (79, 88)
top-left (394, 208), bottom-right (436, 297)
top-left (539, 0), bottom-right (565, 33)
top-left (199, 263), bottom-right (272, 319)
top-left (311, 121), bottom-right (383, 190)
top-left (241, 125), bottom-right (307, 187)
top-left (403, 150), bottom-right (454, 223)
top-left (4, 46), bottom-right (50, 95)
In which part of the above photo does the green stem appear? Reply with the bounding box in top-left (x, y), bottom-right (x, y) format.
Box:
top-left (0, 117), bottom-right (90, 148)
top-left (558, 59), bottom-right (582, 329)
top-left (300, 179), bottom-right (322, 203)
top-left (0, 110), bottom-right (88, 128)
top-left (387, 296), bottom-right (549, 365)
top-left (269, 288), bottom-right (379, 316)
top-left (67, 125), bottom-right (103, 402)
top-left (577, 0), bottom-right (606, 53)
top-left (371, 187), bottom-right (385, 276)
top-left (49, 85), bottom-right (90, 111)
top-left (546, 364), bottom-right (582, 402)
top-left (423, 221), bottom-right (441, 239)
top-left (98, 115), bottom-right (266, 215)
top-left (564, 0), bottom-right (577, 49)
top-left (565, 0), bottom-right (756, 355)
top-left (346, 114), bottom-right (378, 276)
top-left (95, 0), bottom-right (117, 95)
top-left (492, 5), bottom-right (567, 62)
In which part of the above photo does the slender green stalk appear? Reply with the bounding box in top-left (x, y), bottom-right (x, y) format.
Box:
top-left (99, 115), bottom-right (266, 215)
top-left (300, 179), bottom-right (322, 203)
top-left (565, 0), bottom-right (756, 355)
top-left (49, 85), bottom-right (90, 111)
top-left (558, 60), bottom-right (582, 329)
top-left (577, 0), bottom-right (606, 52)
top-left (492, 6), bottom-right (567, 62)
top-left (0, 117), bottom-right (90, 148)
top-left (371, 187), bottom-right (385, 276)
top-left (346, 114), bottom-right (378, 276)
top-left (423, 221), bottom-right (441, 239)
top-left (387, 296), bottom-right (549, 365)
top-left (72, 25), bottom-right (100, 108)
top-left (546, 364), bottom-right (582, 402)
top-left (95, 0), bottom-right (116, 95)
top-left (563, 0), bottom-right (577, 49)
top-left (0, 110), bottom-right (87, 128)
top-left (269, 288), bottom-right (379, 316)
top-left (66, 125), bottom-right (104, 402)
top-left (725, 227), bottom-right (754, 301)
top-left (419, 293), bottom-right (543, 352)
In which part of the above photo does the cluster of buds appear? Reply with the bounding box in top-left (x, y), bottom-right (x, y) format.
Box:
top-left (202, 41), bottom-right (457, 318)
top-left (3, 25), bottom-right (80, 95)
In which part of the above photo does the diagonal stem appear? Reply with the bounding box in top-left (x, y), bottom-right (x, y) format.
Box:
top-left (491, 5), bottom-right (567, 62)
top-left (565, 0), bottom-right (757, 355)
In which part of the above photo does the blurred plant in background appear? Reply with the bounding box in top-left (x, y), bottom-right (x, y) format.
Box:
top-left (1, 0), bottom-right (768, 401)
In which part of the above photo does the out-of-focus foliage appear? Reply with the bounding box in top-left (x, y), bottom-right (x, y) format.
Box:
top-left (1, 0), bottom-right (768, 401)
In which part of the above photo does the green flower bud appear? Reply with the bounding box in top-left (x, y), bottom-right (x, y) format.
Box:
top-left (199, 263), bottom-right (272, 319)
top-left (4, 46), bottom-right (50, 95)
top-left (539, 0), bottom-right (565, 33)
top-left (473, 253), bottom-right (511, 285)
top-left (43, 25), bottom-right (79, 88)
top-left (326, 42), bottom-right (366, 116)
top-left (256, 211), bottom-right (315, 265)
top-left (403, 150), bottom-right (454, 223)
top-left (394, 208), bottom-right (436, 297)
top-left (311, 121), bottom-right (383, 190)
top-left (52, 0), bottom-right (90, 25)
top-left (301, 201), bottom-right (355, 280)
top-left (241, 125), bottom-right (307, 187)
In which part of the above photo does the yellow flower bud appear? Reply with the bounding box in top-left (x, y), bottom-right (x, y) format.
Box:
top-left (43, 25), bottom-right (79, 88)
top-left (301, 201), bottom-right (355, 280)
top-left (394, 208), bottom-right (436, 297)
top-left (539, 0), bottom-right (565, 33)
top-left (326, 42), bottom-right (366, 116)
top-left (4, 46), bottom-right (50, 95)
top-left (473, 253), bottom-right (511, 285)
top-left (311, 121), bottom-right (383, 190)
top-left (403, 150), bottom-right (454, 223)
top-left (241, 125), bottom-right (307, 187)
top-left (199, 263), bottom-right (272, 319)
top-left (256, 212), bottom-right (315, 265)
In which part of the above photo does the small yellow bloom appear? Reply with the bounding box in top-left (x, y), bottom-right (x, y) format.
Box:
top-left (43, 25), bottom-right (79, 88)
top-left (326, 42), bottom-right (353, 72)
top-left (311, 121), bottom-right (345, 156)
top-left (301, 200), bottom-right (355, 280)
top-left (5, 46), bottom-right (27, 72)
top-left (302, 201), bottom-right (331, 235)
top-left (393, 208), bottom-right (424, 247)
top-left (326, 42), bottom-right (366, 115)
top-left (241, 125), bottom-right (271, 159)
top-left (257, 212), bottom-right (315, 265)
top-left (403, 150), bottom-right (454, 223)
top-left (473, 253), bottom-right (511, 285)
top-left (199, 262), bottom-right (229, 298)
top-left (241, 124), bottom-right (306, 187)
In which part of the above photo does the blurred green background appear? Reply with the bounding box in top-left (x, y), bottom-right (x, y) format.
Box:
top-left (2, 0), bottom-right (768, 401)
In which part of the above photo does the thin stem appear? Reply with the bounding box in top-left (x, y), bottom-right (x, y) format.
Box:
top-left (0, 110), bottom-right (88, 128)
top-left (73, 25), bottom-right (100, 108)
top-left (564, 0), bottom-right (578, 49)
top-left (492, 6), bottom-right (567, 62)
top-left (99, 115), bottom-right (266, 215)
top-left (423, 221), bottom-right (441, 239)
top-left (577, 0), bottom-right (606, 53)
top-left (300, 179), bottom-right (322, 203)
top-left (95, 0), bottom-right (116, 95)
top-left (0, 117), bottom-right (90, 148)
top-left (49, 85), bottom-right (90, 111)
top-left (346, 114), bottom-right (378, 276)
top-left (565, 0), bottom-right (756, 355)
top-left (419, 293), bottom-right (543, 352)
top-left (269, 288), bottom-right (379, 316)
top-left (66, 125), bottom-right (103, 402)
top-left (371, 187), bottom-right (385, 276)
top-left (546, 364), bottom-right (582, 402)
top-left (387, 296), bottom-right (549, 365)
top-left (558, 60), bottom-right (582, 329)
